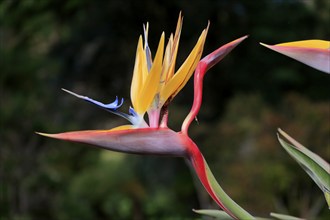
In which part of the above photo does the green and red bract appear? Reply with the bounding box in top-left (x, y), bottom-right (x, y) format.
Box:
top-left (37, 14), bottom-right (253, 219)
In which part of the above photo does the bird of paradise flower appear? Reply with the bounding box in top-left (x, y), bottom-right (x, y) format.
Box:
top-left (260, 40), bottom-right (330, 74)
top-left (37, 14), bottom-right (252, 219)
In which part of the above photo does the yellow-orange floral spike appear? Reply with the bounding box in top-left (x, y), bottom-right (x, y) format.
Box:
top-left (277, 39), bottom-right (329, 49)
top-left (165, 12), bottom-right (183, 82)
top-left (160, 26), bottom-right (208, 103)
top-left (131, 13), bottom-right (209, 116)
top-left (138, 33), bottom-right (165, 114)
top-left (130, 36), bottom-right (144, 111)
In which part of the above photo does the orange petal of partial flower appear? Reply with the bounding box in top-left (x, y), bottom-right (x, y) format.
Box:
top-left (260, 40), bottom-right (330, 73)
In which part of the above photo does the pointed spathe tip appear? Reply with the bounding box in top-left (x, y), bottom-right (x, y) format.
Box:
top-left (233, 35), bottom-right (248, 46)
top-left (35, 131), bottom-right (67, 140)
top-left (200, 35), bottom-right (248, 71)
top-left (227, 35), bottom-right (248, 47)
top-left (240, 34), bottom-right (249, 40)
top-left (259, 42), bottom-right (270, 48)
top-left (259, 42), bottom-right (284, 54)
top-left (35, 131), bottom-right (54, 138)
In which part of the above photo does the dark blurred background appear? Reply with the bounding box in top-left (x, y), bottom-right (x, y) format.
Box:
top-left (1, 0), bottom-right (329, 219)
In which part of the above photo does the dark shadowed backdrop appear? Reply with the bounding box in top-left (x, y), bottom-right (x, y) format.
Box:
top-left (1, 0), bottom-right (329, 219)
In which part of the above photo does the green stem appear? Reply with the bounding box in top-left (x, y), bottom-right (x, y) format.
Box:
top-left (204, 158), bottom-right (255, 219)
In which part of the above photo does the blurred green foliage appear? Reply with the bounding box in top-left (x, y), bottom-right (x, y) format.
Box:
top-left (1, 0), bottom-right (329, 219)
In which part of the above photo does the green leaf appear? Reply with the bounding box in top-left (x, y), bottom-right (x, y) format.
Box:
top-left (203, 159), bottom-right (256, 219)
top-left (277, 129), bottom-right (330, 208)
top-left (270, 212), bottom-right (305, 220)
top-left (193, 209), bottom-right (270, 220)
top-left (193, 209), bottom-right (233, 219)
top-left (324, 191), bottom-right (330, 209)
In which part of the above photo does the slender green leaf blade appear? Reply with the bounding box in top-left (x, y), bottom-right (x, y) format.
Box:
top-left (278, 129), bottom-right (330, 172)
top-left (270, 212), bottom-right (305, 220)
top-left (204, 159), bottom-right (256, 219)
top-left (193, 209), bottom-right (270, 220)
top-left (193, 209), bottom-right (233, 219)
top-left (277, 129), bottom-right (330, 208)
top-left (325, 191), bottom-right (330, 209)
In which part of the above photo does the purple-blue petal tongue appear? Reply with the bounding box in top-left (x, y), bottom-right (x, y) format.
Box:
top-left (129, 106), bottom-right (138, 117)
top-left (62, 88), bottom-right (123, 110)
top-left (61, 88), bottom-right (142, 125)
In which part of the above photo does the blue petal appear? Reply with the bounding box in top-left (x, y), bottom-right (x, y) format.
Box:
top-left (62, 88), bottom-right (145, 126)
top-left (62, 88), bottom-right (123, 110)
top-left (129, 106), bottom-right (138, 117)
